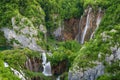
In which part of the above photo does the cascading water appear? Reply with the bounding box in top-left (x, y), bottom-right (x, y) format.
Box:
top-left (11, 68), bottom-right (26, 80)
top-left (4, 62), bottom-right (26, 80)
top-left (4, 62), bottom-right (9, 67)
top-left (90, 8), bottom-right (102, 39)
top-left (28, 59), bottom-right (33, 71)
top-left (25, 57), bottom-right (33, 71)
top-left (42, 52), bottom-right (52, 76)
top-left (81, 7), bottom-right (92, 44)
top-left (56, 76), bottom-right (60, 80)
top-left (53, 27), bottom-right (62, 37)
top-left (42, 52), bottom-right (47, 65)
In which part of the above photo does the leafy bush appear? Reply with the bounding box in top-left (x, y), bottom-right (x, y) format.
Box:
top-left (97, 74), bottom-right (111, 80)
top-left (48, 40), bottom-right (81, 67)
top-left (0, 60), bottom-right (20, 80)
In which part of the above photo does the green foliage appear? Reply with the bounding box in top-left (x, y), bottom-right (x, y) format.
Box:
top-left (0, 31), bottom-right (7, 45)
top-left (97, 73), bottom-right (120, 80)
top-left (60, 72), bottom-right (68, 80)
top-left (58, 41), bottom-right (81, 52)
top-left (48, 40), bottom-right (81, 67)
top-left (59, 0), bottom-right (83, 19)
top-left (25, 70), bottom-right (53, 80)
top-left (97, 0), bottom-right (120, 33)
top-left (0, 1), bottom-right (18, 28)
top-left (0, 0), bottom-right (45, 29)
top-left (105, 60), bottom-right (120, 77)
top-left (37, 0), bottom-right (60, 33)
top-left (0, 48), bottom-right (41, 70)
top-left (18, 0), bottom-right (45, 27)
top-left (0, 60), bottom-right (20, 80)
top-left (0, 46), bottom-right (12, 51)
top-left (0, 48), bottom-right (42, 79)
top-left (81, 0), bottom-right (111, 9)
top-left (97, 74), bottom-right (111, 80)
top-left (0, 0), bottom-right (120, 79)
top-left (38, 0), bottom-right (84, 35)
top-left (48, 47), bottom-right (68, 66)
top-left (71, 0), bottom-right (120, 70)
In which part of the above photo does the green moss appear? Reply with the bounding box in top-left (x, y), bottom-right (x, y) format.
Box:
top-left (18, 0), bottom-right (45, 27)
top-left (24, 70), bottom-right (53, 80)
top-left (97, 74), bottom-right (111, 80)
top-left (60, 72), bottom-right (68, 80)
top-left (0, 48), bottom-right (41, 70)
top-left (0, 48), bottom-right (43, 79)
top-left (70, 0), bottom-right (120, 75)
top-left (0, 1), bottom-right (19, 28)
top-left (0, 31), bottom-right (7, 46)
top-left (0, 59), bottom-right (20, 80)
top-left (48, 40), bottom-right (81, 68)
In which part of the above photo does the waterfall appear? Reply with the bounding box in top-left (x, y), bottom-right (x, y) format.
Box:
top-left (4, 62), bottom-right (26, 80)
top-left (42, 52), bottom-right (47, 65)
top-left (53, 27), bottom-right (62, 37)
top-left (56, 76), bottom-right (60, 80)
top-left (42, 52), bottom-right (52, 76)
top-left (75, 16), bottom-right (83, 43)
top-left (4, 62), bottom-right (9, 67)
top-left (28, 59), bottom-right (33, 71)
top-left (90, 8), bottom-right (102, 39)
top-left (11, 68), bottom-right (26, 80)
top-left (81, 8), bottom-right (92, 44)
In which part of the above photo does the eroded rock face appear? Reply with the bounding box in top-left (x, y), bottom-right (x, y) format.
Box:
top-left (68, 64), bottom-right (104, 80)
top-left (63, 18), bottom-right (80, 40)
top-left (69, 45), bottom-right (120, 80)
top-left (54, 7), bottom-right (103, 44)
top-left (1, 15), bottom-right (46, 52)
top-left (25, 58), bottom-right (43, 72)
top-left (76, 7), bottom-right (103, 44)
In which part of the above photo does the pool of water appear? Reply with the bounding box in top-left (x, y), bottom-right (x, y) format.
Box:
top-left (0, 46), bottom-right (13, 51)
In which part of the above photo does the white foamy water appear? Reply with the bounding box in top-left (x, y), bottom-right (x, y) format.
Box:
top-left (11, 68), bottom-right (26, 80)
top-left (56, 76), bottom-right (60, 80)
top-left (4, 62), bottom-right (9, 67)
top-left (81, 7), bottom-right (92, 44)
top-left (42, 52), bottom-right (52, 76)
top-left (90, 8), bottom-right (102, 39)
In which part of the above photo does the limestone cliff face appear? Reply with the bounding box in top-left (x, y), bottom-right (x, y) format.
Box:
top-left (0, 15), bottom-right (46, 52)
top-left (54, 7), bottom-right (103, 44)
top-left (68, 41), bottom-right (120, 80)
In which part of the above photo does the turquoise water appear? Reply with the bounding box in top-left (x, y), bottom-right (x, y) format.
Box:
top-left (0, 46), bottom-right (12, 51)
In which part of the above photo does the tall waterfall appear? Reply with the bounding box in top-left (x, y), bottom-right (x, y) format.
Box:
top-left (90, 8), bottom-right (102, 39)
top-left (81, 7), bottom-right (92, 44)
top-left (42, 52), bottom-right (52, 76)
